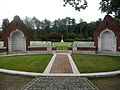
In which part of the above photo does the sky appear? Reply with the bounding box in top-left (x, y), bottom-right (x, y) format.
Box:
top-left (0, 0), bottom-right (106, 25)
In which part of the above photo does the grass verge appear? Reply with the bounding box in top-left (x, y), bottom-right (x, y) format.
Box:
top-left (71, 54), bottom-right (120, 73)
top-left (52, 42), bottom-right (72, 50)
top-left (0, 73), bottom-right (33, 90)
top-left (0, 54), bottom-right (53, 73)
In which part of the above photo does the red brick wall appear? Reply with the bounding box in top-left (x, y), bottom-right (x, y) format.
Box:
top-left (68, 47), bottom-right (72, 50)
top-left (77, 47), bottom-right (96, 51)
top-left (52, 47), bottom-right (56, 51)
top-left (28, 47), bottom-right (47, 51)
top-left (1, 16), bottom-right (30, 51)
top-left (94, 15), bottom-right (120, 51)
top-left (0, 49), bottom-right (7, 52)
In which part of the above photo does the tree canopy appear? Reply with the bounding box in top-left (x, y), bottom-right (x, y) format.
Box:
top-left (1, 18), bottom-right (9, 30)
top-left (63, 0), bottom-right (88, 11)
top-left (63, 0), bottom-right (120, 18)
top-left (100, 0), bottom-right (120, 18)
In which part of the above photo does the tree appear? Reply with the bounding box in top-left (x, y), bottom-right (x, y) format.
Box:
top-left (100, 0), bottom-right (120, 18)
top-left (63, 0), bottom-right (88, 11)
top-left (63, 0), bottom-right (120, 19)
top-left (23, 16), bottom-right (36, 40)
top-left (41, 32), bottom-right (61, 41)
top-left (1, 18), bottom-right (9, 30)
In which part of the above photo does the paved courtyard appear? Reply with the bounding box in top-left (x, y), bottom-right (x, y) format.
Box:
top-left (22, 76), bottom-right (99, 90)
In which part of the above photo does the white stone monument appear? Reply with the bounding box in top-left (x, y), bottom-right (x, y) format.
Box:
top-left (61, 35), bottom-right (64, 43)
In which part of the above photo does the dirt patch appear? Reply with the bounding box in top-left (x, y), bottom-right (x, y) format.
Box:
top-left (0, 73), bottom-right (34, 90)
top-left (89, 75), bottom-right (120, 90)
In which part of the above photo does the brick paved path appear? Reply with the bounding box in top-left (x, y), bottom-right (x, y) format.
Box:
top-left (22, 76), bottom-right (99, 90)
top-left (21, 54), bottom-right (99, 90)
top-left (50, 54), bottom-right (73, 73)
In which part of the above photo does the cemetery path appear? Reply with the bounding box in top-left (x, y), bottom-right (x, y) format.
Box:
top-left (22, 76), bottom-right (99, 90)
top-left (50, 54), bottom-right (73, 73)
top-left (21, 54), bottom-right (99, 90)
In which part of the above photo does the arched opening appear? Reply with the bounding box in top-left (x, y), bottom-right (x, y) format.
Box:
top-left (98, 29), bottom-right (116, 52)
top-left (8, 29), bottom-right (26, 52)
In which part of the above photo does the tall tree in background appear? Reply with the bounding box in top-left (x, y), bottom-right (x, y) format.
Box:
top-left (1, 18), bottom-right (9, 30)
top-left (32, 17), bottom-right (42, 40)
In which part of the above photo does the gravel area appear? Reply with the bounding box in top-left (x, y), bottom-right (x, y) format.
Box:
top-left (22, 76), bottom-right (99, 90)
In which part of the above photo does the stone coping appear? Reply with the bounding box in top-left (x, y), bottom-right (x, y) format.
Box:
top-left (0, 47), bottom-right (6, 49)
top-left (77, 46), bottom-right (96, 48)
top-left (0, 68), bottom-right (120, 77)
top-left (28, 46), bottom-right (56, 48)
top-left (67, 54), bottom-right (80, 74)
top-left (43, 54), bottom-right (56, 74)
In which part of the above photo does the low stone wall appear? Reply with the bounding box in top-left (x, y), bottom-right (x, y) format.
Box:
top-left (0, 68), bottom-right (120, 78)
top-left (0, 47), bottom-right (7, 55)
top-left (68, 46), bottom-right (72, 50)
top-left (72, 46), bottom-right (96, 54)
top-left (0, 48), bottom-right (7, 52)
top-left (75, 51), bottom-right (96, 54)
top-left (77, 47), bottom-right (96, 51)
top-left (52, 47), bottom-right (56, 51)
top-left (28, 47), bottom-right (47, 51)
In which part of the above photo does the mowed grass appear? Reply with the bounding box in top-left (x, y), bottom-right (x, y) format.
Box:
top-left (0, 54), bottom-right (53, 73)
top-left (53, 42), bottom-right (72, 46)
top-left (52, 42), bottom-right (72, 50)
top-left (71, 54), bottom-right (120, 73)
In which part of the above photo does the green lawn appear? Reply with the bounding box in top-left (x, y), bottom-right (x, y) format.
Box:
top-left (0, 54), bottom-right (53, 73)
top-left (52, 42), bottom-right (72, 50)
top-left (71, 54), bottom-right (120, 73)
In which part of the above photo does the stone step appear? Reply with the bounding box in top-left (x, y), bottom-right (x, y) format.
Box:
top-left (22, 76), bottom-right (99, 90)
top-left (97, 51), bottom-right (120, 56)
top-left (7, 51), bottom-right (28, 54)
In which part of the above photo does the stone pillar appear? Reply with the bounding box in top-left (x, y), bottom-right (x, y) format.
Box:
top-left (72, 46), bottom-right (77, 53)
top-left (8, 37), bottom-right (12, 52)
top-left (98, 36), bottom-right (101, 52)
top-left (47, 46), bottom-right (52, 53)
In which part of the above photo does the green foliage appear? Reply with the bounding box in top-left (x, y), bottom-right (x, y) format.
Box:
top-left (63, 0), bottom-right (120, 19)
top-left (72, 54), bottom-right (120, 73)
top-left (114, 18), bottom-right (120, 27)
top-left (63, 0), bottom-right (88, 11)
top-left (100, 0), bottom-right (120, 18)
top-left (1, 18), bottom-right (9, 30)
top-left (41, 32), bottom-right (61, 41)
top-left (53, 42), bottom-right (72, 46)
top-left (0, 54), bottom-right (53, 73)
top-left (53, 42), bottom-right (72, 50)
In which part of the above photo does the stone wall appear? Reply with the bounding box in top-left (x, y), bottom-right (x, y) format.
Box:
top-left (1, 16), bottom-right (30, 51)
top-left (94, 15), bottom-right (120, 52)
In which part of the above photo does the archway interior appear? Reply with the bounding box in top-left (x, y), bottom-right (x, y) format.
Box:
top-left (100, 30), bottom-right (116, 52)
top-left (8, 30), bottom-right (26, 52)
